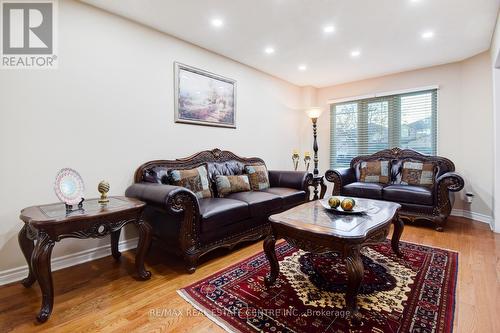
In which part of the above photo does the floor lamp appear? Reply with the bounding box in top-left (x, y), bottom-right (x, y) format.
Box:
top-left (306, 107), bottom-right (325, 199)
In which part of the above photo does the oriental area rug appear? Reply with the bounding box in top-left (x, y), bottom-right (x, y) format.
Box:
top-left (178, 240), bottom-right (458, 333)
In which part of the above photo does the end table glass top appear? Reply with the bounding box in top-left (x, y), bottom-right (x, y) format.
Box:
top-left (40, 197), bottom-right (128, 218)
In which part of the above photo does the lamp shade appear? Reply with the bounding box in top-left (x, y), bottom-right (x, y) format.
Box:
top-left (306, 107), bottom-right (323, 119)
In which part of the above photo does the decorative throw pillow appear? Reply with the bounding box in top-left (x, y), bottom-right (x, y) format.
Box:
top-left (358, 160), bottom-right (390, 184)
top-left (244, 164), bottom-right (270, 190)
top-left (143, 166), bottom-right (169, 184)
top-left (400, 160), bottom-right (436, 187)
top-left (215, 175), bottom-right (251, 197)
top-left (168, 165), bottom-right (212, 199)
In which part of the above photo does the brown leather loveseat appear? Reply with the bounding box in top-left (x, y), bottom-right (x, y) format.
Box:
top-left (326, 148), bottom-right (464, 231)
top-left (126, 148), bottom-right (312, 273)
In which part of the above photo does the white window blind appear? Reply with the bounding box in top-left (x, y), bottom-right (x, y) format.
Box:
top-left (330, 89), bottom-right (437, 167)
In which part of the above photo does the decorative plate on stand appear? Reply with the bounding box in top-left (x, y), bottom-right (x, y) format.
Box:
top-left (54, 168), bottom-right (85, 205)
top-left (320, 199), bottom-right (372, 215)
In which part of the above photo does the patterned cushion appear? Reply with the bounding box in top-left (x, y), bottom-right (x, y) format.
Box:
top-left (400, 160), bottom-right (436, 187)
top-left (359, 160), bottom-right (390, 184)
top-left (215, 175), bottom-right (251, 197)
top-left (168, 165), bottom-right (212, 199)
top-left (143, 166), bottom-right (169, 184)
top-left (245, 164), bottom-right (270, 190)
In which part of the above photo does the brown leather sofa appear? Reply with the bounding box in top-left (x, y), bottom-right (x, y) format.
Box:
top-left (325, 148), bottom-right (464, 231)
top-left (126, 148), bottom-right (312, 273)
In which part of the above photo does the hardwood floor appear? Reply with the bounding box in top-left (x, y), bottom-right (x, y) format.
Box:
top-left (0, 216), bottom-right (498, 332)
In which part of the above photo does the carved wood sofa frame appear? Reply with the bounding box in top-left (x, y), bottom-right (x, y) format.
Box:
top-left (126, 148), bottom-right (313, 272)
top-left (325, 148), bottom-right (464, 231)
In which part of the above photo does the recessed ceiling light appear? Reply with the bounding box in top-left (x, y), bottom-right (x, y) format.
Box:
top-left (264, 47), bottom-right (275, 54)
top-left (323, 25), bottom-right (335, 33)
top-left (298, 64), bottom-right (307, 71)
top-left (421, 31), bottom-right (434, 39)
top-left (350, 50), bottom-right (361, 57)
top-left (211, 18), bottom-right (224, 28)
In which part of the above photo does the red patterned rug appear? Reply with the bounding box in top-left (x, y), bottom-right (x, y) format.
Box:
top-left (178, 240), bottom-right (458, 333)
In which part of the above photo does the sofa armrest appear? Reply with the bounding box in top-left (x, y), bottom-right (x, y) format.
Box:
top-left (268, 170), bottom-right (312, 191)
top-left (325, 168), bottom-right (356, 195)
top-left (436, 172), bottom-right (465, 193)
top-left (125, 183), bottom-right (200, 215)
top-left (434, 172), bottom-right (465, 220)
top-left (126, 182), bottom-right (201, 255)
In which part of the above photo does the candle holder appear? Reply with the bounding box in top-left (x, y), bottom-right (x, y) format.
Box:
top-left (292, 151), bottom-right (300, 171)
top-left (304, 152), bottom-right (311, 172)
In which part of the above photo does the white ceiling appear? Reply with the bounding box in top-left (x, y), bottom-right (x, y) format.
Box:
top-left (81, 0), bottom-right (500, 87)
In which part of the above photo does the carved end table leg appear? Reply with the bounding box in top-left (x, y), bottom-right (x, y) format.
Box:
top-left (263, 234), bottom-right (279, 286)
top-left (391, 215), bottom-right (404, 257)
top-left (345, 247), bottom-right (364, 324)
top-left (135, 220), bottom-right (152, 280)
top-left (18, 225), bottom-right (36, 288)
top-left (31, 233), bottom-right (55, 323)
top-left (111, 229), bottom-right (121, 260)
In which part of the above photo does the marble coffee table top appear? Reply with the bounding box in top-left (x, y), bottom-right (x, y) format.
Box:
top-left (269, 197), bottom-right (401, 239)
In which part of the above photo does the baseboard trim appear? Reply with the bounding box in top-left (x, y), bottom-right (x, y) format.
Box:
top-left (450, 209), bottom-right (493, 226)
top-left (0, 237), bottom-right (138, 286)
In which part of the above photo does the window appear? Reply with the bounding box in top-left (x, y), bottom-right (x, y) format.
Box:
top-left (330, 89), bottom-right (437, 167)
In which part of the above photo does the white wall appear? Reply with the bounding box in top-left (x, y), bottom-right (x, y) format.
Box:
top-left (312, 52), bottom-right (494, 221)
top-left (491, 12), bottom-right (500, 232)
top-left (0, 1), bottom-right (497, 279)
top-left (0, 1), bottom-right (306, 274)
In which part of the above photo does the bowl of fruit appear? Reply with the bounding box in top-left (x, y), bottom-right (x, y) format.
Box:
top-left (320, 196), bottom-right (371, 214)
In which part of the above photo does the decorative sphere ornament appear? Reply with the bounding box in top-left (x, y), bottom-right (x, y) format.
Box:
top-left (98, 180), bottom-right (110, 204)
top-left (328, 196), bottom-right (341, 208)
top-left (340, 198), bottom-right (356, 211)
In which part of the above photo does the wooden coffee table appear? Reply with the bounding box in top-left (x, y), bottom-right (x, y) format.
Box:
top-left (263, 197), bottom-right (402, 322)
top-left (19, 196), bottom-right (152, 322)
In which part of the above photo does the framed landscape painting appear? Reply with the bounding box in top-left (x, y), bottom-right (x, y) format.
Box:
top-left (174, 62), bottom-right (236, 128)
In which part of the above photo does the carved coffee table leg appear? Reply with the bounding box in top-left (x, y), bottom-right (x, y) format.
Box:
top-left (111, 229), bottom-right (121, 260)
top-left (18, 225), bottom-right (36, 287)
top-left (345, 246), bottom-right (364, 324)
top-left (391, 215), bottom-right (404, 257)
top-left (135, 220), bottom-right (152, 280)
top-left (263, 234), bottom-right (279, 286)
top-left (31, 233), bottom-right (55, 323)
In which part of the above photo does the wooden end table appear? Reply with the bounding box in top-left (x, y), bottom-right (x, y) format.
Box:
top-left (263, 198), bottom-right (402, 323)
top-left (18, 196), bottom-right (152, 323)
top-left (310, 175), bottom-right (327, 200)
